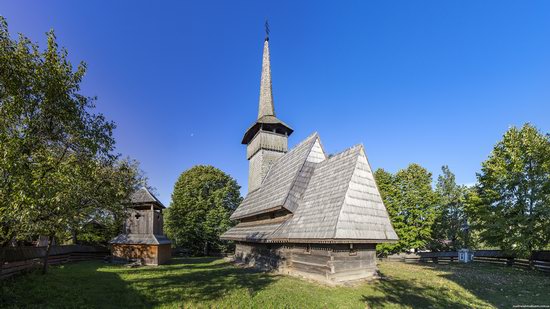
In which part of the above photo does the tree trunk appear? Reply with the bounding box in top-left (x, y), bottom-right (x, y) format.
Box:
top-left (528, 246), bottom-right (534, 270)
top-left (72, 230), bottom-right (78, 245)
top-left (0, 247), bottom-right (5, 278)
top-left (203, 241), bottom-right (208, 256)
top-left (42, 234), bottom-right (54, 274)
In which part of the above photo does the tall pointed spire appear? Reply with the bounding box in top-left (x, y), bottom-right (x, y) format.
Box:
top-left (241, 23), bottom-right (293, 146)
top-left (258, 37), bottom-right (275, 119)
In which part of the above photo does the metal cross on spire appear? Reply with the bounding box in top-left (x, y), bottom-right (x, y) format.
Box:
top-left (265, 20), bottom-right (270, 41)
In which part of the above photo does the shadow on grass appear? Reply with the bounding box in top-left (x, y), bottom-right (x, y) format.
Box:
top-left (419, 262), bottom-right (550, 308)
top-left (131, 256), bottom-right (231, 272)
top-left (1, 261), bottom-right (148, 308)
top-left (122, 257), bottom-right (277, 306)
top-left (362, 273), bottom-right (489, 309)
top-left (2, 257), bottom-right (277, 308)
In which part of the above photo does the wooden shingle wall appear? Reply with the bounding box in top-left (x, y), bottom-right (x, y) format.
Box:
top-left (246, 130), bottom-right (288, 159)
top-left (234, 242), bottom-right (377, 285)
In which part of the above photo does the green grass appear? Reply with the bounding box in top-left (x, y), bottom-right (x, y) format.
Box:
top-left (2, 257), bottom-right (549, 308)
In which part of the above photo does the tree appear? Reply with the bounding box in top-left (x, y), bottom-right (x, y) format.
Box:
top-left (0, 17), bottom-right (143, 272)
top-left (469, 124), bottom-right (550, 257)
top-left (375, 164), bottom-right (439, 255)
top-left (374, 168), bottom-right (399, 255)
top-left (429, 166), bottom-right (468, 251)
top-left (166, 165), bottom-right (242, 255)
top-left (64, 158), bottom-right (145, 246)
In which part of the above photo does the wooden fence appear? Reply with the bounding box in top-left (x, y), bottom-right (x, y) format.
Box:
top-left (383, 250), bottom-right (550, 273)
top-left (1, 245), bottom-right (110, 279)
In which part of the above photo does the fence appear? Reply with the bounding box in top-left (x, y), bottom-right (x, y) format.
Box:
top-left (1, 245), bottom-right (110, 279)
top-left (383, 250), bottom-right (550, 273)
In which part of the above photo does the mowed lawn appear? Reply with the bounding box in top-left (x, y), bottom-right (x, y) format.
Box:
top-left (2, 257), bottom-right (549, 308)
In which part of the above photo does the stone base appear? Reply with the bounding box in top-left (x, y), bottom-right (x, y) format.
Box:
top-left (233, 242), bottom-right (377, 285)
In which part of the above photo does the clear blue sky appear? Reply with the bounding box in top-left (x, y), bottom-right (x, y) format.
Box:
top-left (3, 1), bottom-right (550, 206)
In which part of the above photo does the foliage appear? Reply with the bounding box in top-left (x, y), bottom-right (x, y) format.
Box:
top-left (468, 123), bottom-right (550, 257)
top-left (64, 159), bottom-right (145, 246)
top-left (165, 165), bottom-right (242, 255)
top-left (0, 17), bottom-right (143, 251)
top-left (429, 165), bottom-right (469, 251)
top-left (3, 258), bottom-right (550, 308)
top-left (375, 164), bottom-right (439, 255)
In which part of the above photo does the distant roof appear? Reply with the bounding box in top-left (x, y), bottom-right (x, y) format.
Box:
top-left (110, 234), bottom-right (171, 245)
top-left (222, 133), bottom-right (398, 243)
top-left (130, 187), bottom-right (165, 208)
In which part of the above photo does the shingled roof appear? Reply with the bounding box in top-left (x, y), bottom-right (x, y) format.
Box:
top-left (130, 187), bottom-right (165, 209)
top-left (230, 132), bottom-right (321, 220)
top-left (221, 134), bottom-right (398, 243)
top-left (110, 233), bottom-right (171, 245)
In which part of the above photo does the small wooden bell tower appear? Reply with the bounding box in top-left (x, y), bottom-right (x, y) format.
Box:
top-left (110, 187), bottom-right (171, 265)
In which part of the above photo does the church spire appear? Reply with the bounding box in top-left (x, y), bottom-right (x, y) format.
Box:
top-left (257, 34), bottom-right (275, 119)
top-left (242, 23), bottom-right (293, 191)
top-left (241, 24), bottom-right (293, 146)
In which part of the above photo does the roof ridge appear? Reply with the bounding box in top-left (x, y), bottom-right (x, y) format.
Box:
top-left (131, 187), bottom-right (165, 208)
top-left (143, 187), bottom-right (161, 202)
top-left (331, 149), bottom-right (362, 239)
top-left (325, 143), bottom-right (362, 162)
top-left (258, 131), bottom-right (319, 188)
top-left (280, 133), bottom-right (321, 211)
top-left (287, 132), bottom-right (318, 150)
top-left (231, 133), bottom-right (321, 220)
top-left (358, 143), bottom-right (398, 239)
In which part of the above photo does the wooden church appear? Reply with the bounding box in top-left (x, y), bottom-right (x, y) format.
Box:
top-left (110, 187), bottom-right (171, 265)
top-left (221, 32), bottom-right (398, 284)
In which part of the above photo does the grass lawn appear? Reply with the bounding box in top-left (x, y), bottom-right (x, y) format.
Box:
top-left (2, 257), bottom-right (549, 308)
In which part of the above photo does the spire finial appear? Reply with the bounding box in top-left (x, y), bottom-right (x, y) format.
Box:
top-left (265, 20), bottom-right (270, 41)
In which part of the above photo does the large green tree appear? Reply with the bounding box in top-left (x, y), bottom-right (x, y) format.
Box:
top-left (429, 165), bottom-right (469, 251)
top-left (469, 124), bottom-right (550, 257)
top-left (166, 165), bottom-right (242, 255)
top-left (375, 164), bottom-right (439, 255)
top-left (64, 158), bottom-right (145, 246)
top-left (0, 17), bottom-right (143, 272)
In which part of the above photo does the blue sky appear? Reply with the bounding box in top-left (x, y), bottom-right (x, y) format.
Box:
top-left (2, 1), bottom-right (550, 205)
